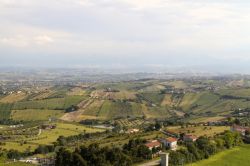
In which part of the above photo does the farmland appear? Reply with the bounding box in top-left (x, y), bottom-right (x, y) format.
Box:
top-left (166, 126), bottom-right (230, 137)
top-left (0, 78), bottom-right (250, 123)
top-left (0, 122), bottom-right (105, 152)
top-left (1, 74), bottom-right (250, 165)
top-left (0, 103), bottom-right (13, 120)
top-left (11, 109), bottom-right (64, 121)
top-left (13, 96), bottom-right (85, 110)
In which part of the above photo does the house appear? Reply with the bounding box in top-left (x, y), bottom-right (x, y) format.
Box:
top-left (160, 137), bottom-right (178, 150)
top-left (41, 124), bottom-right (57, 130)
top-left (126, 128), bottom-right (139, 134)
top-left (145, 140), bottom-right (162, 157)
top-left (183, 135), bottom-right (197, 142)
top-left (231, 125), bottom-right (249, 136)
top-left (145, 140), bottom-right (162, 151)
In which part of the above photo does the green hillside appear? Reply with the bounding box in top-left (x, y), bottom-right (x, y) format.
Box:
top-left (189, 144), bottom-right (250, 166)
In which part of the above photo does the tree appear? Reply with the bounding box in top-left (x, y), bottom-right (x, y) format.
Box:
top-left (155, 122), bottom-right (162, 131)
top-left (72, 152), bottom-right (87, 166)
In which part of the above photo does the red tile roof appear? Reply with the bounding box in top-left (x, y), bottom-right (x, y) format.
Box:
top-left (145, 141), bottom-right (161, 148)
top-left (166, 137), bottom-right (177, 143)
top-left (185, 135), bottom-right (197, 140)
top-left (232, 125), bottom-right (249, 132)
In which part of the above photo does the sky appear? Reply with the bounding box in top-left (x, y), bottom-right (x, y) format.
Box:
top-left (1, 0), bottom-right (250, 73)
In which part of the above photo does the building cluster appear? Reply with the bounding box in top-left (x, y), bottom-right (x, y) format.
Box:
top-left (144, 134), bottom-right (198, 155)
top-left (231, 124), bottom-right (250, 136)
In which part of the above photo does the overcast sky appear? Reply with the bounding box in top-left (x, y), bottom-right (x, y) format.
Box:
top-left (1, 0), bottom-right (250, 73)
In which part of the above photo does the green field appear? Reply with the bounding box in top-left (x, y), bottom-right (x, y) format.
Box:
top-left (179, 92), bottom-right (220, 112)
top-left (11, 109), bottom-right (64, 121)
top-left (140, 92), bottom-right (165, 106)
top-left (0, 103), bottom-right (13, 120)
top-left (13, 96), bottom-right (85, 110)
top-left (0, 123), bottom-right (104, 151)
top-left (166, 126), bottom-right (229, 137)
top-left (218, 88), bottom-right (250, 98)
top-left (98, 100), bottom-right (132, 119)
top-left (27, 122), bottom-right (104, 145)
top-left (189, 144), bottom-right (250, 166)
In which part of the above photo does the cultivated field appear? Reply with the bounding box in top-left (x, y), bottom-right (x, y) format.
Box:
top-left (11, 109), bottom-right (64, 121)
top-left (166, 126), bottom-right (230, 137)
top-left (0, 92), bottom-right (27, 103)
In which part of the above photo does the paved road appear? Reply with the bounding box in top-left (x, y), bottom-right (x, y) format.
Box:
top-left (138, 159), bottom-right (160, 166)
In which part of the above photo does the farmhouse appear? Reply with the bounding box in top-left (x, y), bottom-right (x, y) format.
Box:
top-left (231, 125), bottom-right (250, 136)
top-left (41, 124), bottom-right (57, 130)
top-left (145, 140), bottom-right (162, 150)
top-left (145, 140), bottom-right (162, 158)
top-left (160, 137), bottom-right (178, 150)
top-left (183, 135), bottom-right (197, 142)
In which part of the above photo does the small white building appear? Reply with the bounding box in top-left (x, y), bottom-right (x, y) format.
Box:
top-left (160, 137), bottom-right (178, 150)
top-left (126, 128), bottom-right (139, 134)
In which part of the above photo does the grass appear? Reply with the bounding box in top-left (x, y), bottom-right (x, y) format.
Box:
top-left (11, 109), bottom-right (64, 121)
top-left (141, 92), bottom-right (165, 106)
top-left (218, 88), bottom-right (250, 98)
top-left (189, 116), bottom-right (226, 123)
top-left (112, 91), bottom-right (136, 100)
top-left (28, 122), bottom-right (104, 145)
top-left (67, 87), bottom-right (85, 96)
top-left (0, 123), bottom-right (104, 152)
top-left (13, 96), bottom-right (85, 110)
top-left (0, 142), bottom-right (37, 152)
top-left (98, 100), bottom-right (132, 119)
top-left (131, 103), bottom-right (144, 117)
top-left (164, 80), bottom-right (187, 89)
top-left (166, 126), bottom-right (229, 137)
top-left (0, 92), bottom-right (27, 103)
top-left (179, 92), bottom-right (220, 112)
top-left (188, 144), bottom-right (250, 166)
top-left (29, 90), bottom-right (54, 100)
top-left (161, 94), bottom-right (172, 106)
top-left (199, 99), bottom-right (250, 115)
top-left (0, 103), bottom-right (13, 120)
top-left (0, 161), bottom-right (33, 166)
top-left (82, 100), bottom-right (104, 117)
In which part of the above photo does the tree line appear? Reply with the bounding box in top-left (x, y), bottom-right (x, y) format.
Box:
top-left (55, 139), bottom-right (154, 166)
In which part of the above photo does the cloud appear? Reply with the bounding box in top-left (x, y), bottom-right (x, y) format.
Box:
top-left (0, 36), bottom-right (29, 48)
top-left (34, 35), bottom-right (54, 45)
top-left (1, 0), bottom-right (250, 69)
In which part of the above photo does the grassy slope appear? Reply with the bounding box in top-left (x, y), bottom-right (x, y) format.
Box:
top-left (218, 88), bottom-right (250, 98)
top-left (0, 123), bottom-right (104, 151)
top-left (0, 103), bottom-right (13, 120)
top-left (28, 123), bottom-right (104, 144)
top-left (166, 126), bottom-right (229, 137)
top-left (11, 109), bottom-right (64, 121)
top-left (189, 144), bottom-right (250, 166)
top-left (141, 92), bottom-right (165, 106)
top-left (13, 96), bottom-right (85, 110)
top-left (98, 101), bottom-right (132, 119)
top-left (0, 92), bottom-right (27, 103)
top-left (179, 92), bottom-right (220, 112)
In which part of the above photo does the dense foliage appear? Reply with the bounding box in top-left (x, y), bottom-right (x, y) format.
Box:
top-left (55, 138), bottom-right (153, 166)
top-left (169, 131), bottom-right (242, 166)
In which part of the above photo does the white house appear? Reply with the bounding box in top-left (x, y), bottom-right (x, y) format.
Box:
top-left (160, 137), bottom-right (178, 150)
